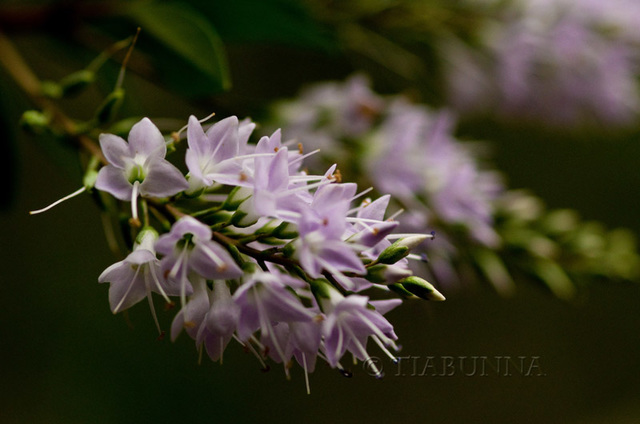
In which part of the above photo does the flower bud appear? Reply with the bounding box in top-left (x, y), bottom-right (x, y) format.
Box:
top-left (19, 110), bottom-right (50, 134)
top-left (221, 186), bottom-right (253, 210)
top-left (388, 283), bottom-right (418, 299)
top-left (376, 235), bottom-right (429, 264)
top-left (398, 276), bottom-right (445, 301)
top-left (272, 221), bottom-right (298, 239)
top-left (365, 263), bottom-right (412, 284)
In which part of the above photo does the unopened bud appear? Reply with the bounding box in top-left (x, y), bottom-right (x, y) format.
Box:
top-left (377, 235), bottom-right (429, 264)
top-left (221, 186), bottom-right (252, 210)
top-left (399, 276), bottom-right (445, 301)
top-left (272, 221), bottom-right (298, 239)
top-left (365, 263), bottom-right (412, 284)
top-left (20, 110), bottom-right (50, 134)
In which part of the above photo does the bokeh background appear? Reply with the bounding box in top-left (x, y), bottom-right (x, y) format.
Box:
top-left (2, 1), bottom-right (640, 423)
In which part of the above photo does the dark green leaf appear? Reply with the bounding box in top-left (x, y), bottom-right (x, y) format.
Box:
top-left (187, 0), bottom-right (336, 51)
top-left (127, 1), bottom-right (231, 95)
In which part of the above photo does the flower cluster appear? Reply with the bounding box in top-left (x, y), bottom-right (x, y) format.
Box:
top-left (92, 114), bottom-right (443, 390)
top-left (270, 75), bottom-right (640, 295)
top-left (272, 75), bottom-right (505, 290)
top-left (443, 0), bottom-right (640, 126)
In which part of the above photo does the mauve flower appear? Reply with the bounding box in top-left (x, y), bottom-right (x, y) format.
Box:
top-left (171, 276), bottom-right (211, 341)
top-left (99, 228), bottom-right (179, 334)
top-left (185, 115), bottom-right (256, 194)
top-left (233, 269), bottom-right (316, 364)
top-left (321, 291), bottom-right (401, 377)
top-left (156, 216), bottom-right (242, 305)
top-left (95, 118), bottom-right (188, 203)
top-left (295, 184), bottom-right (366, 290)
top-left (444, 0), bottom-right (640, 126)
top-left (196, 281), bottom-right (240, 362)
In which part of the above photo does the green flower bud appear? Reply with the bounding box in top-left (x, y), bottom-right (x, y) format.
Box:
top-left (376, 235), bottom-right (428, 264)
top-left (19, 110), bottom-right (50, 134)
top-left (365, 263), bottom-right (412, 284)
top-left (272, 221), bottom-right (298, 239)
top-left (231, 208), bottom-right (259, 227)
top-left (398, 276), bottom-right (446, 301)
top-left (221, 186), bottom-right (253, 210)
top-left (388, 283), bottom-right (418, 299)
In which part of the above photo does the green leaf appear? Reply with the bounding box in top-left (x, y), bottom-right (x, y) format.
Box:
top-left (126, 1), bottom-right (231, 95)
top-left (188, 0), bottom-right (336, 51)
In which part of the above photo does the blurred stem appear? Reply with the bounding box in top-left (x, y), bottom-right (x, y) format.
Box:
top-left (0, 30), bottom-right (107, 164)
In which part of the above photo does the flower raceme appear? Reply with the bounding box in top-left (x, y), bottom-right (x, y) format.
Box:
top-left (84, 115), bottom-right (444, 391)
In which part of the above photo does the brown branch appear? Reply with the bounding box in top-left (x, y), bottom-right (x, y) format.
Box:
top-left (0, 30), bottom-right (107, 164)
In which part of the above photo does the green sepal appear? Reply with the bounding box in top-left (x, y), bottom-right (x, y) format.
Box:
top-left (272, 221), bottom-right (298, 239)
top-left (309, 278), bottom-right (334, 301)
top-left (226, 244), bottom-right (244, 267)
top-left (376, 240), bottom-right (410, 264)
top-left (230, 208), bottom-right (258, 227)
top-left (365, 263), bottom-right (389, 284)
top-left (221, 186), bottom-right (252, 210)
top-left (388, 283), bottom-right (417, 299)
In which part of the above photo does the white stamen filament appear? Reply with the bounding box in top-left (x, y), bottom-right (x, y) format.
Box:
top-left (355, 310), bottom-right (397, 350)
top-left (344, 325), bottom-right (382, 378)
top-left (253, 287), bottom-right (289, 378)
top-left (318, 259), bottom-right (357, 290)
top-left (302, 353), bottom-right (311, 395)
top-left (175, 112), bottom-right (216, 140)
top-left (288, 149), bottom-right (321, 167)
top-left (385, 233), bottom-right (435, 240)
top-left (233, 334), bottom-right (268, 370)
top-left (29, 186), bottom-right (86, 215)
top-left (113, 264), bottom-right (142, 313)
top-left (198, 243), bottom-right (227, 269)
top-left (371, 334), bottom-right (398, 363)
top-left (144, 267), bottom-right (162, 335)
top-left (250, 335), bottom-right (266, 352)
top-left (131, 181), bottom-right (141, 221)
top-left (149, 262), bottom-right (172, 304)
top-left (387, 208), bottom-right (404, 221)
top-left (350, 187), bottom-right (374, 204)
top-left (275, 178), bottom-right (332, 198)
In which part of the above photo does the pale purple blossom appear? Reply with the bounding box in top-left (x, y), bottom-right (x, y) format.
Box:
top-left (156, 216), bottom-right (242, 305)
top-left (170, 276), bottom-right (211, 341)
top-left (444, 0), bottom-right (640, 125)
top-left (233, 268), bottom-right (317, 365)
top-left (321, 290), bottom-right (401, 377)
top-left (185, 115), bottom-right (256, 194)
top-left (95, 118), bottom-right (188, 202)
top-left (98, 228), bottom-right (179, 334)
top-left (295, 184), bottom-right (367, 290)
top-left (196, 281), bottom-right (240, 362)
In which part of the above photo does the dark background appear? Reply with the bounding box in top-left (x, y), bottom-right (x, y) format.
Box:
top-left (2, 1), bottom-right (640, 422)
